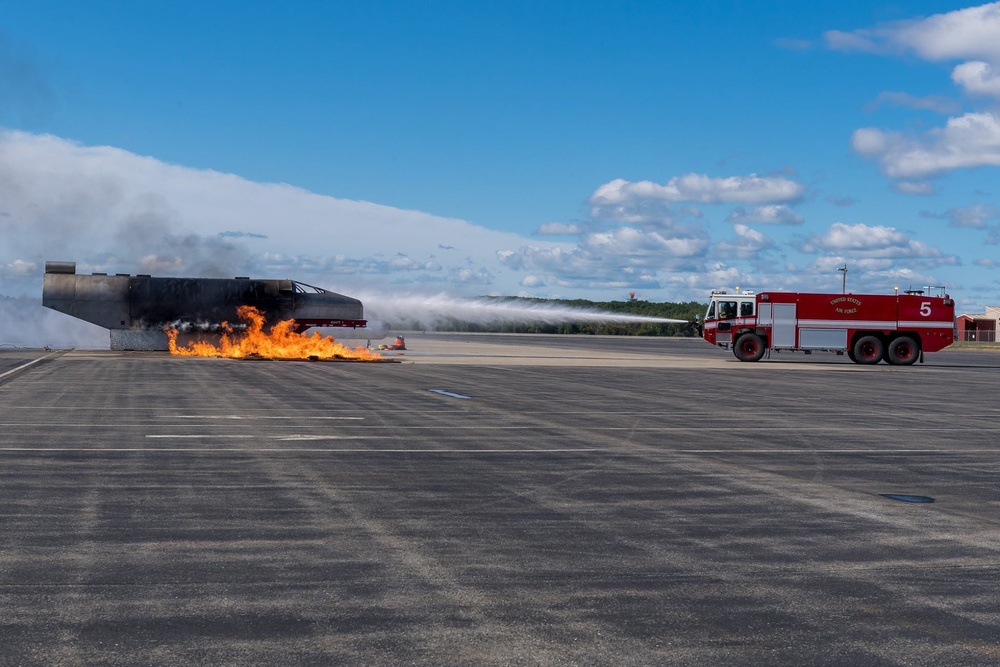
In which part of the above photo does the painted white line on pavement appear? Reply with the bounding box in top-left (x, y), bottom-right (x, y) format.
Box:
top-left (171, 415), bottom-right (365, 420)
top-left (0, 352), bottom-right (60, 380)
top-left (0, 447), bottom-right (605, 453)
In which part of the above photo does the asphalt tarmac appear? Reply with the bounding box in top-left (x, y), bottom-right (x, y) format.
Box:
top-left (1, 336), bottom-right (999, 666)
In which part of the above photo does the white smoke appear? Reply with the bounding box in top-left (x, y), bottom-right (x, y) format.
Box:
top-left (0, 130), bottom-right (559, 302)
top-left (0, 296), bottom-right (107, 349)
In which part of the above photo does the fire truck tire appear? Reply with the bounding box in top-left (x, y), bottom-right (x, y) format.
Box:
top-left (886, 336), bottom-right (919, 366)
top-left (734, 333), bottom-right (766, 362)
top-left (852, 335), bottom-right (883, 364)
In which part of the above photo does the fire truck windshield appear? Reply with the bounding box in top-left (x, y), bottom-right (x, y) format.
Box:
top-left (707, 298), bottom-right (753, 321)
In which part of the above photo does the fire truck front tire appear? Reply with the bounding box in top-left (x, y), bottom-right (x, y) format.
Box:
top-left (734, 333), bottom-right (766, 362)
top-left (886, 336), bottom-right (919, 366)
top-left (853, 335), bottom-right (883, 364)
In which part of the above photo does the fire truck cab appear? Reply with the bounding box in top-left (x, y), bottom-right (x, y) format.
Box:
top-left (703, 288), bottom-right (955, 365)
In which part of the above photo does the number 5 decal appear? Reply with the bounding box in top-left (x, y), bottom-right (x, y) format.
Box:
top-left (920, 301), bottom-right (932, 317)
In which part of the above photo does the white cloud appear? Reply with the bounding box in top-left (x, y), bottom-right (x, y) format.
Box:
top-left (825, 3), bottom-right (1000, 65)
top-left (892, 181), bottom-right (935, 196)
top-left (801, 222), bottom-right (950, 261)
top-left (974, 258), bottom-right (998, 267)
top-left (831, 4), bottom-right (1000, 184)
top-left (852, 112), bottom-right (1000, 179)
top-left (715, 224), bottom-right (773, 260)
top-left (6, 259), bottom-right (37, 276)
top-left (590, 174), bottom-right (804, 211)
top-left (920, 204), bottom-right (998, 229)
top-left (581, 226), bottom-right (708, 258)
top-left (951, 61), bottom-right (1000, 97)
top-left (535, 222), bottom-right (583, 235)
top-left (726, 205), bottom-right (804, 225)
top-left (810, 256), bottom-right (894, 273)
top-left (453, 267), bottom-right (494, 284)
top-left (496, 222), bottom-right (710, 292)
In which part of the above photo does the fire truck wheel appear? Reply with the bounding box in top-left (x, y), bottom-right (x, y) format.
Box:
top-left (852, 335), bottom-right (883, 364)
top-left (886, 336), bottom-right (919, 366)
top-left (734, 333), bottom-right (766, 362)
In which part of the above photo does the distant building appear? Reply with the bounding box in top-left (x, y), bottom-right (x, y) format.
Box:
top-left (956, 306), bottom-right (1000, 342)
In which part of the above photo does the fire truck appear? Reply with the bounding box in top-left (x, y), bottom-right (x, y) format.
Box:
top-left (702, 288), bottom-right (955, 364)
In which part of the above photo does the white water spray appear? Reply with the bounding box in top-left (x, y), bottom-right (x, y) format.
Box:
top-left (346, 293), bottom-right (686, 335)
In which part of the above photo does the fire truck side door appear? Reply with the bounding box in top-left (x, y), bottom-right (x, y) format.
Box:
top-left (772, 303), bottom-right (796, 348)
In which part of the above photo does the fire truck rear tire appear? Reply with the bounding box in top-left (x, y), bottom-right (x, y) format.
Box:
top-left (852, 335), bottom-right (883, 364)
top-left (734, 333), bottom-right (766, 362)
top-left (886, 336), bottom-right (919, 366)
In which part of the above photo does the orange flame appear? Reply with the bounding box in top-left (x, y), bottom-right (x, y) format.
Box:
top-left (167, 305), bottom-right (382, 361)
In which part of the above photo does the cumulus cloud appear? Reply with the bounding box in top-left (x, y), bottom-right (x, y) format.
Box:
top-left (803, 255), bottom-right (948, 293)
top-left (810, 255), bottom-right (894, 273)
top-left (714, 224), bottom-right (773, 260)
top-left (852, 112), bottom-right (1000, 179)
top-left (535, 222), bottom-right (583, 235)
top-left (800, 222), bottom-right (952, 262)
top-left (590, 174), bottom-right (805, 211)
top-left (825, 2), bottom-right (1000, 67)
top-left (5, 259), bottom-right (37, 276)
top-left (581, 226), bottom-right (708, 258)
top-left (487, 178), bottom-right (728, 293)
top-left (951, 61), bottom-right (1000, 97)
top-left (496, 222), bottom-right (709, 291)
top-left (726, 205), bottom-right (804, 225)
top-left (920, 204), bottom-right (998, 229)
top-left (831, 4), bottom-right (1000, 184)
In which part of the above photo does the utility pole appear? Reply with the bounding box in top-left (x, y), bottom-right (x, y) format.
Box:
top-left (838, 264), bottom-right (848, 294)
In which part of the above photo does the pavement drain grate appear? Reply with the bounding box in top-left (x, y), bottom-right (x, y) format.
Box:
top-left (880, 494), bottom-right (934, 503)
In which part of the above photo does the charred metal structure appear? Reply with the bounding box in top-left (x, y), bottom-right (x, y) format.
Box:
top-left (42, 261), bottom-right (366, 350)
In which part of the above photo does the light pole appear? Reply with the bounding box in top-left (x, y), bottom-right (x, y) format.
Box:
top-left (838, 264), bottom-right (847, 294)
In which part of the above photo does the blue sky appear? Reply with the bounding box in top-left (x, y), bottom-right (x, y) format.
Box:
top-left (2, 1), bottom-right (1000, 314)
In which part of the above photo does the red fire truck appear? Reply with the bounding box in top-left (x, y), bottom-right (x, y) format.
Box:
top-left (702, 288), bottom-right (955, 364)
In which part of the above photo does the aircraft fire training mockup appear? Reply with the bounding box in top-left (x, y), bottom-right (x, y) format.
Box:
top-left (41, 261), bottom-right (367, 351)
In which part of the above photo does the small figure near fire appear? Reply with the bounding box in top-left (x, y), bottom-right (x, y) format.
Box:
top-left (378, 336), bottom-right (406, 351)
